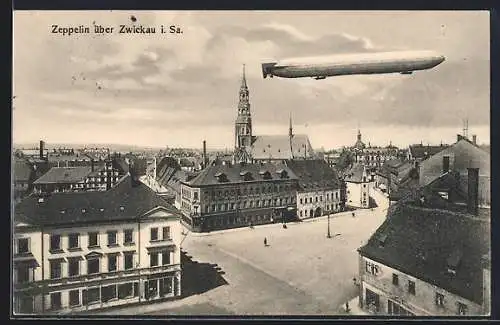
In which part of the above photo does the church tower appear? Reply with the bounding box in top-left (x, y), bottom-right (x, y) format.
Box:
top-left (234, 64), bottom-right (252, 150)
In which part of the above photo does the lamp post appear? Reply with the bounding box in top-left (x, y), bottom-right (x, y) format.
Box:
top-left (327, 213), bottom-right (331, 238)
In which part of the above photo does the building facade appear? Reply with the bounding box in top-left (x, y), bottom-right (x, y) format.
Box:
top-left (344, 164), bottom-right (372, 208)
top-left (418, 138), bottom-right (490, 206)
top-left (286, 160), bottom-right (344, 219)
top-left (357, 169), bottom-right (490, 316)
top-left (179, 162), bottom-right (298, 232)
top-left (13, 176), bottom-right (182, 315)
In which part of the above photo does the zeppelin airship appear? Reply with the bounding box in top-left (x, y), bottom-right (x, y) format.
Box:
top-left (262, 50), bottom-right (445, 80)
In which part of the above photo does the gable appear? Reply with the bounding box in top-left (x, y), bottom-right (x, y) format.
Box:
top-left (140, 206), bottom-right (180, 220)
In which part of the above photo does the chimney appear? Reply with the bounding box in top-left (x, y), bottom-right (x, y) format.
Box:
top-left (39, 140), bottom-right (45, 159)
top-left (91, 159), bottom-right (95, 172)
top-left (442, 156), bottom-right (450, 174)
top-left (472, 135), bottom-right (477, 145)
top-left (467, 168), bottom-right (479, 215)
top-left (203, 140), bottom-right (207, 169)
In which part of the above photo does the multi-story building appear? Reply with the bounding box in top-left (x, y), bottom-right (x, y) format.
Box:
top-left (32, 160), bottom-right (126, 194)
top-left (407, 143), bottom-right (448, 163)
top-left (418, 136), bottom-right (490, 206)
top-left (344, 164), bottom-right (373, 208)
top-left (13, 174), bottom-right (183, 314)
top-left (357, 168), bottom-right (490, 316)
top-left (350, 130), bottom-right (399, 171)
top-left (179, 162), bottom-right (298, 232)
top-left (375, 159), bottom-right (414, 195)
top-left (286, 159), bottom-right (344, 219)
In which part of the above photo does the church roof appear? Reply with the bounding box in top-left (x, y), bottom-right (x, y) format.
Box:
top-left (251, 134), bottom-right (314, 160)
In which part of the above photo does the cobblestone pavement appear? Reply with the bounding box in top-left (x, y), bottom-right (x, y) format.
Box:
top-left (94, 190), bottom-right (388, 316)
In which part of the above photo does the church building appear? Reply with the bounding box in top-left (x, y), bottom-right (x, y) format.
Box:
top-left (232, 66), bottom-right (315, 164)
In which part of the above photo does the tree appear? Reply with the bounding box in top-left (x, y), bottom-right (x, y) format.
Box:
top-left (336, 150), bottom-right (355, 172)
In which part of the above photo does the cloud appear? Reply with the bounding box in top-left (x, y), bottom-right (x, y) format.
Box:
top-left (13, 11), bottom-right (490, 148)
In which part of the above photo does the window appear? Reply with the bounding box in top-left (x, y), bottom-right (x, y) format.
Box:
top-left (458, 302), bottom-right (467, 315)
top-left (365, 261), bottom-right (379, 275)
top-left (16, 265), bottom-right (31, 283)
top-left (50, 292), bottom-right (61, 310)
top-left (101, 284), bottom-right (117, 302)
top-left (108, 255), bottom-right (117, 272)
top-left (68, 258), bottom-right (80, 277)
top-left (68, 233), bottom-right (79, 249)
top-left (124, 229), bottom-right (134, 244)
top-left (150, 252), bottom-right (159, 267)
top-left (162, 226), bottom-right (171, 240)
top-left (162, 251), bottom-right (171, 265)
top-left (392, 273), bottom-right (399, 286)
top-left (118, 283), bottom-right (134, 299)
top-left (87, 287), bottom-right (100, 304)
top-left (435, 293), bottom-right (445, 307)
top-left (50, 235), bottom-right (61, 251)
top-left (408, 280), bottom-right (416, 295)
top-left (124, 252), bottom-right (134, 270)
top-left (363, 184), bottom-right (367, 188)
top-left (88, 232), bottom-right (99, 247)
top-left (17, 238), bottom-right (30, 254)
top-left (150, 228), bottom-right (158, 241)
top-left (107, 231), bottom-right (117, 246)
top-left (87, 258), bottom-right (100, 274)
top-left (50, 260), bottom-right (62, 279)
top-left (300, 198), bottom-right (303, 204)
top-left (193, 191), bottom-right (198, 200)
top-left (69, 289), bottom-right (80, 306)
top-left (315, 197), bottom-right (318, 202)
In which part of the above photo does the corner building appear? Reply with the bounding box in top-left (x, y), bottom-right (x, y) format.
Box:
top-left (13, 175), bottom-right (182, 314)
top-left (179, 162), bottom-right (298, 232)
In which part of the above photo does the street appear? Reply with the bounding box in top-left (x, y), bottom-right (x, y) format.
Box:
top-left (97, 189), bottom-right (388, 316)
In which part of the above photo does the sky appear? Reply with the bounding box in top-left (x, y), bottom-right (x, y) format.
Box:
top-left (13, 11), bottom-right (490, 150)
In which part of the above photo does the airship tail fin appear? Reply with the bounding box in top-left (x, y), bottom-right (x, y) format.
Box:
top-left (262, 63), bottom-right (276, 79)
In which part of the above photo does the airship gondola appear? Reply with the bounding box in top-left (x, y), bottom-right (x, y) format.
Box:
top-left (262, 50), bottom-right (445, 80)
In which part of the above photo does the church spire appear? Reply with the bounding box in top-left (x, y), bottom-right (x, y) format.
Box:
top-left (241, 64), bottom-right (247, 90)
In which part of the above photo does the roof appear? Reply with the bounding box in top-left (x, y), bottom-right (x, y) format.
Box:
top-left (286, 159), bottom-right (341, 190)
top-left (185, 162), bottom-right (298, 187)
top-left (251, 134), bottom-right (314, 160)
top-left (421, 139), bottom-right (490, 178)
top-left (358, 200), bottom-right (490, 304)
top-left (14, 159), bottom-right (34, 183)
top-left (344, 164), bottom-right (368, 183)
top-left (15, 175), bottom-right (179, 227)
top-left (47, 153), bottom-right (92, 163)
top-left (409, 144), bottom-right (448, 160)
top-left (33, 167), bottom-right (92, 184)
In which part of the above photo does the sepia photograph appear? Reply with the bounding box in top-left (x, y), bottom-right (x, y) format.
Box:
top-left (12, 10), bottom-right (491, 317)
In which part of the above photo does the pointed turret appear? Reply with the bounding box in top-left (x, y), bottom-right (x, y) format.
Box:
top-left (234, 64), bottom-right (253, 162)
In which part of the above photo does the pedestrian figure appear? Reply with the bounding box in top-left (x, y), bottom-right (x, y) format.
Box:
top-left (264, 237), bottom-right (268, 246)
top-left (345, 301), bottom-right (350, 312)
top-left (283, 223), bottom-right (287, 229)
top-left (352, 212), bottom-right (356, 217)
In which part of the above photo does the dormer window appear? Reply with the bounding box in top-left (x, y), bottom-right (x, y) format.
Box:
top-left (215, 172), bottom-right (228, 183)
top-left (438, 191), bottom-right (449, 200)
top-left (259, 170), bottom-right (272, 180)
top-left (446, 248), bottom-right (462, 275)
top-left (378, 234), bottom-right (387, 247)
top-left (276, 169), bottom-right (288, 179)
top-left (240, 171), bottom-right (253, 181)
